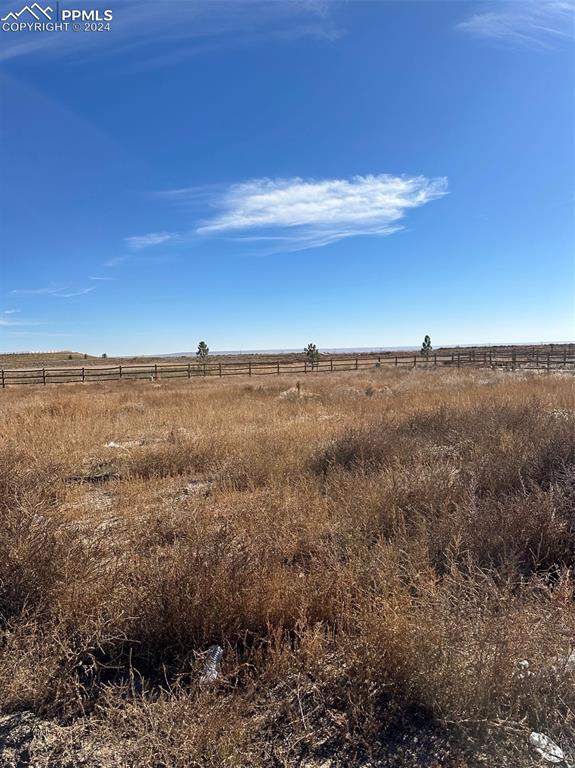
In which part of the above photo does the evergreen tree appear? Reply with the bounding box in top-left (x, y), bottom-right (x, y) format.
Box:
top-left (304, 343), bottom-right (320, 369)
top-left (421, 335), bottom-right (432, 357)
top-left (196, 341), bottom-right (209, 359)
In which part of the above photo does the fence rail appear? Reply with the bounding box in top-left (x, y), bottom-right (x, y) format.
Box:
top-left (0, 350), bottom-right (575, 389)
top-left (1, 350), bottom-right (574, 388)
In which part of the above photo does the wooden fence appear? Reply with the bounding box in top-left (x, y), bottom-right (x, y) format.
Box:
top-left (1, 349), bottom-right (574, 388)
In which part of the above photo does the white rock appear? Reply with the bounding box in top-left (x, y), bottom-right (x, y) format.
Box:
top-left (529, 732), bottom-right (565, 763)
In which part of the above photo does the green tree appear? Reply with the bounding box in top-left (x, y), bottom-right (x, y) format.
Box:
top-left (304, 343), bottom-right (320, 370)
top-left (421, 335), bottom-right (432, 357)
top-left (196, 341), bottom-right (209, 360)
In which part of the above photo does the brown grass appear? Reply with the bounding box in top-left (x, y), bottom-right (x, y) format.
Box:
top-left (0, 367), bottom-right (574, 766)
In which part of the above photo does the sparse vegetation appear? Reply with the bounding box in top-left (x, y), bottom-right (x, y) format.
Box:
top-left (0, 367), bottom-right (574, 766)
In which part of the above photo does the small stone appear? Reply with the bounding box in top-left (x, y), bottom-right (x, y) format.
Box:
top-left (529, 732), bottom-right (565, 764)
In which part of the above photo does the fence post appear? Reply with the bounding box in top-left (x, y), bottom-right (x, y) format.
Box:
top-left (536, 350), bottom-right (539, 368)
top-left (457, 353), bottom-right (461, 369)
top-left (219, 363), bottom-right (222, 377)
top-left (119, 365), bottom-right (122, 380)
top-left (154, 364), bottom-right (158, 381)
top-left (42, 368), bottom-right (46, 385)
top-left (1, 370), bottom-right (4, 388)
top-left (304, 361), bottom-right (307, 374)
top-left (413, 355), bottom-right (417, 368)
top-left (512, 351), bottom-right (516, 371)
top-left (434, 354), bottom-right (437, 367)
top-left (395, 356), bottom-right (398, 367)
top-left (277, 360), bottom-right (280, 375)
top-left (547, 353), bottom-right (551, 372)
top-left (187, 363), bottom-right (191, 378)
top-left (330, 359), bottom-right (333, 372)
top-left (203, 363), bottom-right (206, 377)
top-left (355, 357), bottom-right (358, 370)
top-left (82, 367), bottom-right (85, 382)
top-left (249, 361), bottom-right (252, 376)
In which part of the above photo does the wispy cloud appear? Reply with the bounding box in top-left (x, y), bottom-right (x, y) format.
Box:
top-left (10, 285), bottom-right (96, 298)
top-left (457, 1), bottom-right (574, 48)
top-left (191, 175), bottom-right (447, 251)
top-left (124, 232), bottom-right (178, 250)
top-left (0, 319), bottom-right (45, 327)
top-left (158, 184), bottom-right (226, 206)
top-left (89, 276), bottom-right (115, 281)
top-left (54, 287), bottom-right (96, 298)
top-left (5, 331), bottom-right (73, 337)
top-left (0, 310), bottom-right (45, 327)
top-left (11, 286), bottom-right (62, 296)
top-left (0, 0), bottom-right (342, 64)
top-left (104, 255), bottom-right (130, 268)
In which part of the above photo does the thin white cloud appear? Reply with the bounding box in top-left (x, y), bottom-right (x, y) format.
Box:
top-left (457, 1), bottom-right (574, 47)
top-left (89, 276), bottom-right (115, 281)
top-left (11, 286), bottom-right (62, 296)
top-left (0, 319), bottom-right (45, 327)
top-left (194, 174), bottom-right (447, 250)
top-left (158, 184), bottom-right (227, 206)
top-left (124, 232), bottom-right (177, 250)
top-left (5, 331), bottom-right (73, 337)
top-left (10, 285), bottom-right (96, 298)
top-left (0, 310), bottom-right (45, 327)
top-left (54, 287), bottom-right (96, 298)
top-left (104, 255), bottom-right (130, 268)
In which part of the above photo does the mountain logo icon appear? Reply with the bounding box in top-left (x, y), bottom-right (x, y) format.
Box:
top-left (1, 4), bottom-right (53, 21)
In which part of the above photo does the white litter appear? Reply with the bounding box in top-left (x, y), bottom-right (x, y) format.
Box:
top-left (104, 441), bottom-right (122, 448)
top-left (529, 732), bottom-right (565, 764)
top-left (199, 644), bottom-right (223, 687)
top-left (183, 479), bottom-right (211, 496)
top-left (550, 649), bottom-right (575, 674)
top-left (514, 659), bottom-right (534, 679)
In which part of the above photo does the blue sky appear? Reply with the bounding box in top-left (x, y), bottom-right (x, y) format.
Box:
top-left (0, 0), bottom-right (573, 355)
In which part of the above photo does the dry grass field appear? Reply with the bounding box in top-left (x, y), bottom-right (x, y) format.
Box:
top-left (0, 351), bottom-right (307, 370)
top-left (0, 366), bottom-right (574, 767)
